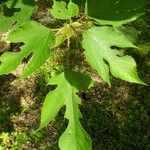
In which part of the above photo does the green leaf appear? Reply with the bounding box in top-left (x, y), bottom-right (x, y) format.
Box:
top-left (55, 24), bottom-right (74, 47)
top-left (0, 21), bottom-right (55, 77)
top-left (86, 0), bottom-right (145, 26)
top-left (40, 71), bottom-right (92, 150)
top-left (82, 26), bottom-right (145, 85)
top-left (114, 26), bottom-right (139, 44)
top-left (50, 0), bottom-right (79, 20)
top-left (0, 0), bottom-right (37, 33)
top-left (68, 0), bottom-right (79, 17)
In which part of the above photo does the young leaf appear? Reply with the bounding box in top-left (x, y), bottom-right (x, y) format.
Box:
top-left (50, 0), bottom-right (79, 20)
top-left (0, 0), bottom-right (37, 33)
top-left (40, 71), bottom-right (92, 150)
top-left (0, 21), bottom-right (55, 77)
top-left (55, 24), bottom-right (74, 47)
top-left (82, 26), bottom-right (145, 85)
top-left (86, 0), bottom-right (145, 26)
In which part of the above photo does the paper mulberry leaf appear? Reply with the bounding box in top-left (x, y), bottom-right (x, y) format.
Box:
top-left (82, 26), bottom-right (145, 85)
top-left (86, 0), bottom-right (145, 26)
top-left (115, 26), bottom-right (139, 44)
top-left (50, 0), bottom-right (79, 20)
top-left (0, 21), bottom-right (55, 77)
top-left (0, 0), bottom-right (37, 33)
top-left (40, 71), bottom-right (92, 150)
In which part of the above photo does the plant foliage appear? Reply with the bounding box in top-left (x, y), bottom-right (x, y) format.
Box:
top-left (0, 21), bottom-right (54, 77)
top-left (0, 0), bottom-right (147, 149)
top-left (82, 26), bottom-right (145, 85)
top-left (86, 0), bottom-right (145, 26)
top-left (40, 71), bottom-right (92, 150)
top-left (50, 0), bottom-right (79, 20)
top-left (0, 0), bottom-right (37, 33)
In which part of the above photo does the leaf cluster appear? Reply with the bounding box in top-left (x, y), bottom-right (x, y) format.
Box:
top-left (0, 0), bottom-right (148, 149)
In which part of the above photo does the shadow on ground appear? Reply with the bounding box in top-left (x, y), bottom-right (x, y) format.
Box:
top-left (0, 74), bottom-right (22, 133)
top-left (81, 78), bottom-right (150, 150)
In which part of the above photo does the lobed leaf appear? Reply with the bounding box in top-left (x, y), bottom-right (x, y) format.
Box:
top-left (82, 26), bottom-right (146, 86)
top-left (0, 0), bottom-right (37, 33)
top-left (40, 70), bottom-right (92, 150)
top-left (0, 21), bottom-right (55, 77)
top-left (50, 0), bottom-right (79, 20)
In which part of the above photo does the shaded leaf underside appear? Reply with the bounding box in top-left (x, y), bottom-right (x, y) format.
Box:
top-left (86, 0), bottom-right (145, 26)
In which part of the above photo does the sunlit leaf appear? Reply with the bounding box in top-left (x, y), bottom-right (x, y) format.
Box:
top-left (40, 71), bottom-right (92, 150)
top-left (82, 26), bottom-right (145, 85)
top-left (0, 0), bottom-right (37, 33)
top-left (0, 21), bottom-right (54, 77)
top-left (50, 0), bottom-right (79, 20)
